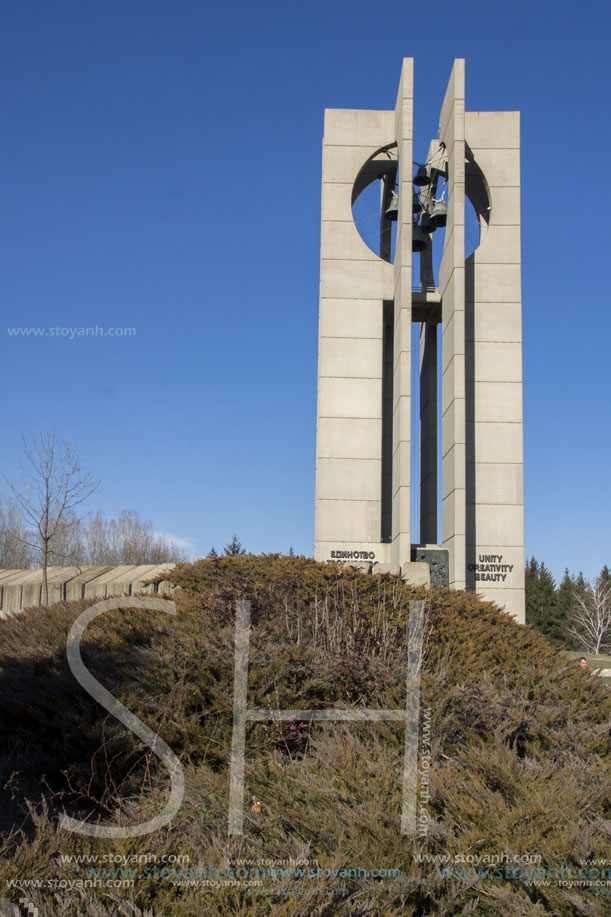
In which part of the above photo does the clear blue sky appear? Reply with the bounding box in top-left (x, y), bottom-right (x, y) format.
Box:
top-left (2, 0), bottom-right (609, 583)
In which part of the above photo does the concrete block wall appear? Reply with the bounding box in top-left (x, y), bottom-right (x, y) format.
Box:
top-left (0, 564), bottom-right (177, 616)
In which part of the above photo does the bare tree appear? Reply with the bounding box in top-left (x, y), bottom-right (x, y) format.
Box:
top-left (79, 509), bottom-right (190, 564)
top-left (566, 576), bottom-right (611, 655)
top-left (48, 508), bottom-right (87, 566)
top-left (7, 431), bottom-right (100, 605)
top-left (0, 495), bottom-right (35, 568)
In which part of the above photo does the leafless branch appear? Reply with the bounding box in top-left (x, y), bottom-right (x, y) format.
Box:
top-left (566, 578), bottom-right (611, 654)
top-left (4, 429), bottom-right (100, 603)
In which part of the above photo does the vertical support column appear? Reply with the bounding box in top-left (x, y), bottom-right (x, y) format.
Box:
top-left (439, 60), bottom-right (466, 589)
top-left (391, 58), bottom-right (414, 569)
top-left (419, 322), bottom-right (437, 544)
top-left (381, 299), bottom-right (394, 543)
top-left (465, 111), bottom-right (525, 622)
top-left (314, 108), bottom-right (394, 563)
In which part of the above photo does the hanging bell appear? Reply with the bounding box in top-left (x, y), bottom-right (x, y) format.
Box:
top-left (431, 200), bottom-right (448, 227)
top-left (412, 192), bottom-right (422, 214)
top-left (413, 164), bottom-right (431, 187)
top-left (384, 192), bottom-right (398, 221)
top-left (419, 212), bottom-right (437, 234)
top-left (412, 226), bottom-right (430, 252)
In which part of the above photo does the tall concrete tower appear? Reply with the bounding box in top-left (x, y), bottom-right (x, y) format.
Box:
top-left (314, 59), bottom-right (525, 623)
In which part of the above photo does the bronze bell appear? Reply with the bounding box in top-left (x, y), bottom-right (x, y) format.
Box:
top-left (412, 226), bottom-right (429, 252)
top-left (384, 192), bottom-right (399, 221)
top-left (413, 164), bottom-right (431, 187)
top-left (419, 212), bottom-right (437, 234)
top-left (412, 192), bottom-right (422, 214)
top-left (431, 200), bottom-right (448, 227)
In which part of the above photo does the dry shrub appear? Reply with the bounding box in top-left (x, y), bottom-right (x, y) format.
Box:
top-left (0, 555), bottom-right (609, 915)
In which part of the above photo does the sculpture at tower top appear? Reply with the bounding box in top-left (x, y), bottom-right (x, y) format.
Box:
top-left (314, 58), bottom-right (525, 623)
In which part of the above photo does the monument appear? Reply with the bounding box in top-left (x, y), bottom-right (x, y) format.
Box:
top-left (314, 59), bottom-right (525, 622)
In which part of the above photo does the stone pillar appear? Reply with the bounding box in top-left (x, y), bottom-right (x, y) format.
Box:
top-left (314, 108), bottom-right (394, 564)
top-left (419, 321), bottom-right (437, 544)
top-left (465, 111), bottom-right (525, 622)
top-left (439, 60), bottom-right (467, 589)
top-left (390, 58), bottom-right (414, 569)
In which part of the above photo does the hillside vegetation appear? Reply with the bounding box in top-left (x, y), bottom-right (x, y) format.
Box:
top-left (1, 555), bottom-right (610, 916)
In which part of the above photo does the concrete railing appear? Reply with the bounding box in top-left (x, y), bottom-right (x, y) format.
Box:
top-left (0, 564), bottom-right (177, 616)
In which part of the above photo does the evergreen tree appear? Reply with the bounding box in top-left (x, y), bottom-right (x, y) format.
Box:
top-left (223, 534), bottom-right (246, 556)
top-left (555, 568), bottom-right (575, 646)
top-left (598, 564), bottom-right (611, 591)
top-left (524, 557), bottom-right (539, 625)
top-left (525, 557), bottom-right (561, 642)
top-left (573, 571), bottom-right (589, 599)
top-left (207, 547), bottom-right (218, 558)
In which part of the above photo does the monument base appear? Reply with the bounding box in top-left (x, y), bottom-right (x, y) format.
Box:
top-left (411, 545), bottom-right (449, 588)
